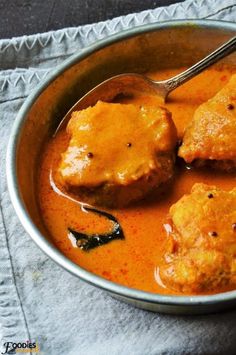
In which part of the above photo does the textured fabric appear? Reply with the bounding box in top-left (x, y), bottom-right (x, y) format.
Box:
top-left (1, 0), bottom-right (236, 354)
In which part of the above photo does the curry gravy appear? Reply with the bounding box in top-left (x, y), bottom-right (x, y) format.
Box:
top-left (38, 67), bottom-right (236, 295)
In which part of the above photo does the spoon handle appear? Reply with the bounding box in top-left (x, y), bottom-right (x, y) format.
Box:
top-left (162, 36), bottom-right (236, 94)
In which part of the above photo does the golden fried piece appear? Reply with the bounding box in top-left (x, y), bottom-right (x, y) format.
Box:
top-left (159, 183), bottom-right (236, 294)
top-left (179, 75), bottom-right (236, 171)
top-left (58, 101), bottom-right (177, 207)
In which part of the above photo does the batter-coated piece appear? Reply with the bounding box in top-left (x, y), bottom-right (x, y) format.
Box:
top-left (160, 183), bottom-right (236, 294)
top-left (58, 101), bottom-right (177, 207)
top-left (179, 75), bottom-right (236, 171)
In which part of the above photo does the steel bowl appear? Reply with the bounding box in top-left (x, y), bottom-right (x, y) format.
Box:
top-left (6, 20), bottom-right (236, 314)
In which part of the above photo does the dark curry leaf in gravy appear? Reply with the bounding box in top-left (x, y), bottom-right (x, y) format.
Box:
top-left (68, 207), bottom-right (124, 251)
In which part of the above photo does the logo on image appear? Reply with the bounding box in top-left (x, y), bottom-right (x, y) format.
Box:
top-left (1, 341), bottom-right (40, 354)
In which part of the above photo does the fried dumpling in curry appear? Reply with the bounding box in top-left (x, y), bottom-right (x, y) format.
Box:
top-left (179, 75), bottom-right (236, 171)
top-left (58, 100), bottom-right (177, 207)
top-left (159, 183), bottom-right (236, 294)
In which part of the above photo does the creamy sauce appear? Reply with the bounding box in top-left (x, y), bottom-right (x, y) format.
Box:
top-left (37, 67), bottom-right (236, 295)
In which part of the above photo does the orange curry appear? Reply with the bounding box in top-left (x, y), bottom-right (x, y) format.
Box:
top-left (38, 67), bottom-right (236, 295)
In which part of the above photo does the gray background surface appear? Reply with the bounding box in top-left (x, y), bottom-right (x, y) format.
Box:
top-left (0, 0), bottom-right (183, 38)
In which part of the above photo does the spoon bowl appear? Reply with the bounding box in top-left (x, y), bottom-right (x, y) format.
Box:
top-left (55, 35), bottom-right (236, 134)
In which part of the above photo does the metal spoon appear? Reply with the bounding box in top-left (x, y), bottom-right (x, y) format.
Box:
top-left (55, 35), bottom-right (236, 134)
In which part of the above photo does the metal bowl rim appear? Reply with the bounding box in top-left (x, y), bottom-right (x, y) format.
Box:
top-left (6, 19), bottom-right (236, 307)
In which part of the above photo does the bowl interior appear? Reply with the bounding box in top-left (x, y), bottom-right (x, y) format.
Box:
top-left (10, 21), bottom-right (236, 312)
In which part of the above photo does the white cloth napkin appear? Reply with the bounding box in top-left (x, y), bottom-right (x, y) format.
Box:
top-left (1, 1), bottom-right (236, 354)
